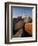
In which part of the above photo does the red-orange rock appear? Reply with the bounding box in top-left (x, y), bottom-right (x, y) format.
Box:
top-left (24, 23), bottom-right (32, 35)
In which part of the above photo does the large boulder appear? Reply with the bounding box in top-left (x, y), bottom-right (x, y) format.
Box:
top-left (24, 23), bottom-right (32, 35)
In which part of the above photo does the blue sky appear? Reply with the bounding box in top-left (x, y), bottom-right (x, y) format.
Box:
top-left (11, 6), bottom-right (32, 17)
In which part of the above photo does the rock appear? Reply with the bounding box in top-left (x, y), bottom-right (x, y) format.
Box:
top-left (23, 16), bottom-right (32, 23)
top-left (15, 21), bottom-right (24, 30)
top-left (24, 23), bottom-right (32, 35)
top-left (14, 29), bottom-right (23, 37)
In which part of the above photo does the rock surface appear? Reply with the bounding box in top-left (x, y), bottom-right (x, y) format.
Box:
top-left (24, 23), bottom-right (32, 35)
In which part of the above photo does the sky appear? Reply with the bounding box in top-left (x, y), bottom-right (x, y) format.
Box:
top-left (11, 6), bottom-right (32, 18)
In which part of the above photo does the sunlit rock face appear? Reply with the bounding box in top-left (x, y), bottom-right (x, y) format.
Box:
top-left (24, 23), bottom-right (32, 35)
top-left (23, 16), bottom-right (32, 35)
